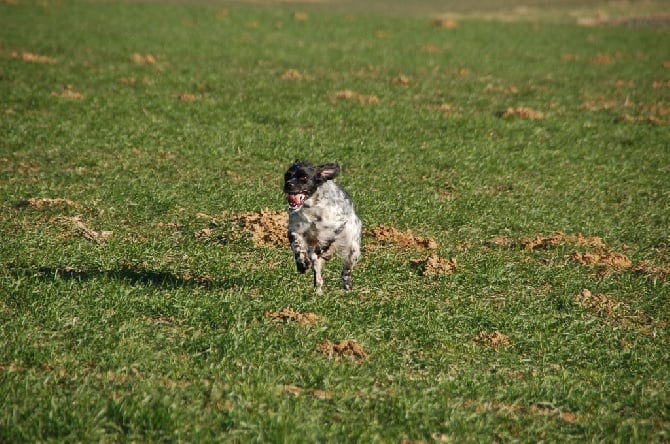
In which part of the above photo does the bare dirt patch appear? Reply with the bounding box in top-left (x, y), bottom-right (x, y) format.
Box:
top-left (590, 53), bottom-right (613, 65)
top-left (473, 330), bottom-right (512, 348)
top-left (432, 18), bottom-right (458, 29)
top-left (281, 385), bottom-right (332, 399)
top-left (575, 289), bottom-right (665, 337)
top-left (391, 74), bottom-right (411, 85)
top-left (233, 209), bottom-right (287, 247)
top-left (11, 51), bottom-right (56, 64)
top-left (369, 225), bottom-right (437, 250)
top-left (51, 84), bottom-right (84, 100)
top-left (130, 53), bottom-right (157, 64)
top-left (522, 232), bottom-right (605, 250)
top-left (465, 400), bottom-right (578, 423)
top-left (14, 197), bottom-right (79, 209)
top-left (634, 260), bottom-right (670, 280)
top-left (177, 92), bottom-right (199, 102)
top-left (55, 216), bottom-right (113, 243)
top-left (265, 307), bottom-right (320, 325)
top-left (570, 251), bottom-right (632, 271)
top-left (411, 254), bottom-right (457, 276)
top-left (280, 69), bottom-right (311, 80)
top-left (497, 107), bottom-right (544, 120)
top-left (319, 339), bottom-right (368, 363)
top-left (332, 89), bottom-right (379, 105)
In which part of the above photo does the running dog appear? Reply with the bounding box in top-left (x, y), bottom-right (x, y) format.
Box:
top-left (283, 161), bottom-right (362, 293)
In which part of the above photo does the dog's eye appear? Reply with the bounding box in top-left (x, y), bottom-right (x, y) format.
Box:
top-left (300, 176), bottom-right (309, 182)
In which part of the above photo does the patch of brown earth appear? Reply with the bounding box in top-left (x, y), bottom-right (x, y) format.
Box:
top-left (14, 197), bottom-right (79, 209)
top-left (465, 400), bottom-right (578, 423)
top-left (11, 51), bottom-right (56, 64)
top-left (280, 69), bottom-right (311, 80)
top-left (332, 89), bottom-right (379, 105)
top-left (55, 216), bottom-right (113, 243)
top-left (265, 307), bottom-right (319, 325)
top-left (570, 251), bottom-right (632, 270)
top-left (561, 53), bottom-right (579, 61)
top-left (498, 107), bottom-right (544, 120)
top-left (391, 75), bottom-right (411, 85)
top-left (590, 53), bottom-right (613, 65)
top-left (282, 385), bottom-right (332, 399)
top-left (130, 53), bottom-right (157, 64)
top-left (575, 289), bottom-right (665, 337)
top-left (574, 288), bottom-right (621, 316)
top-left (411, 254), bottom-right (457, 276)
top-left (319, 339), bottom-right (368, 363)
top-left (292, 11), bottom-right (308, 21)
top-left (233, 209), bottom-right (287, 247)
top-left (474, 330), bottom-right (512, 347)
top-left (177, 93), bottom-right (199, 102)
top-left (634, 260), bottom-right (670, 280)
top-left (483, 84), bottom-right (519, 94)
top-left (51, 84), bottom-right (83, 100)
top-left (432, 18), bottom-right (458, 29)
top-left (522, 232), bottom-right (605, 250)
top-left (369, 225), bottom-right (437, 250)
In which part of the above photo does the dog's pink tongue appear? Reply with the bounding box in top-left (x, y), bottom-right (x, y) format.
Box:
top-left (287, 194), bottom-right (302, 207)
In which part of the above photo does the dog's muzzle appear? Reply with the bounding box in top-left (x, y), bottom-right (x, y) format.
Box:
top-left (286, 193), bottom-right (306, 211)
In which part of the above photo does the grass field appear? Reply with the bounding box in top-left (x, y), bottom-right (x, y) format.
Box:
top-left (1, 0), bottom-right (669, 442)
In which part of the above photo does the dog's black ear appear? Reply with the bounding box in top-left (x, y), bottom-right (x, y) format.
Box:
top-left (317, 162), bottom-right (340, 182)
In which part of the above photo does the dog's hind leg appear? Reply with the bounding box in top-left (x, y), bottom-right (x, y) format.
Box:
top-left (341, 243), bottom-right (360, 291)
top-left (309, 249), bottom-right (325, 294)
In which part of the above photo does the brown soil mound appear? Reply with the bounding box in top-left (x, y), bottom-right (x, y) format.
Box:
top-left (574, 288), bottom-right (621, 316)
top-left (280, 69), bottom-right (310, 80)
top-left (51, 84), bottom-right (84, 100)
top-left (56, 216), bottom-right (113, 243)
top-left (411, 254), bottom-right (457, 276)
top-left (11, 51), bottom-right (56, 64)
top-left (333, 90), bottom-right (379, 105)
top-left (265, 308), bottom-right (319, 325)
top-left (634, 260), bottom-right (670, 280)
top-left (369, 225), bottom-right (437, 250)
top-left (432, 18), bottom-right (458, 29)
top-left (319, 339), bottom-right (368, 363)
top-left (14, 197), bottom-right (78, 209)
top-left (282, 385), bottom-right (332, 399)
top-left (522, 232), bottom-right (605, 250)
top-left (498, 107), bottom-right (544, 120)
top-left (570, 251), bottom-right (632, 270)
top-left (474, 330), bottom-right (512, 347)
top-left (234, 209), bottom-right (287, 247)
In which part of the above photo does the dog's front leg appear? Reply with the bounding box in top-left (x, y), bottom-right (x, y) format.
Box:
top-left (289, 231), bottom-right (311, 273)
top-left (309, 249), bottom-right (324, 294)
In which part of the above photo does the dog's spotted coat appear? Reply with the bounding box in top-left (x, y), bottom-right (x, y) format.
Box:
top-left (283, 161), bottom-right (362, 293)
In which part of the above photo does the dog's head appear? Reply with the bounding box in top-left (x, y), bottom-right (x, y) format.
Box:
top-left (283, 160), bottom-right (340, 211)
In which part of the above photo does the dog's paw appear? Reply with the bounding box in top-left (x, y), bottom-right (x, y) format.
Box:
top-left (295, 257), bottom-right (311, 274)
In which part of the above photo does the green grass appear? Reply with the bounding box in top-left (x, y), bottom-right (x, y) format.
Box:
top-left (1, 0), bottom-right (669, 442)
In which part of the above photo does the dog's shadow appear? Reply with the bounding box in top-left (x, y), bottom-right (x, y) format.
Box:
top-left (7, 263), bottom-right (242, 289)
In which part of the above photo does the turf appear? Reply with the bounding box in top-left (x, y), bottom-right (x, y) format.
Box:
top-left (1, 1), bottom-right (669, 442)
